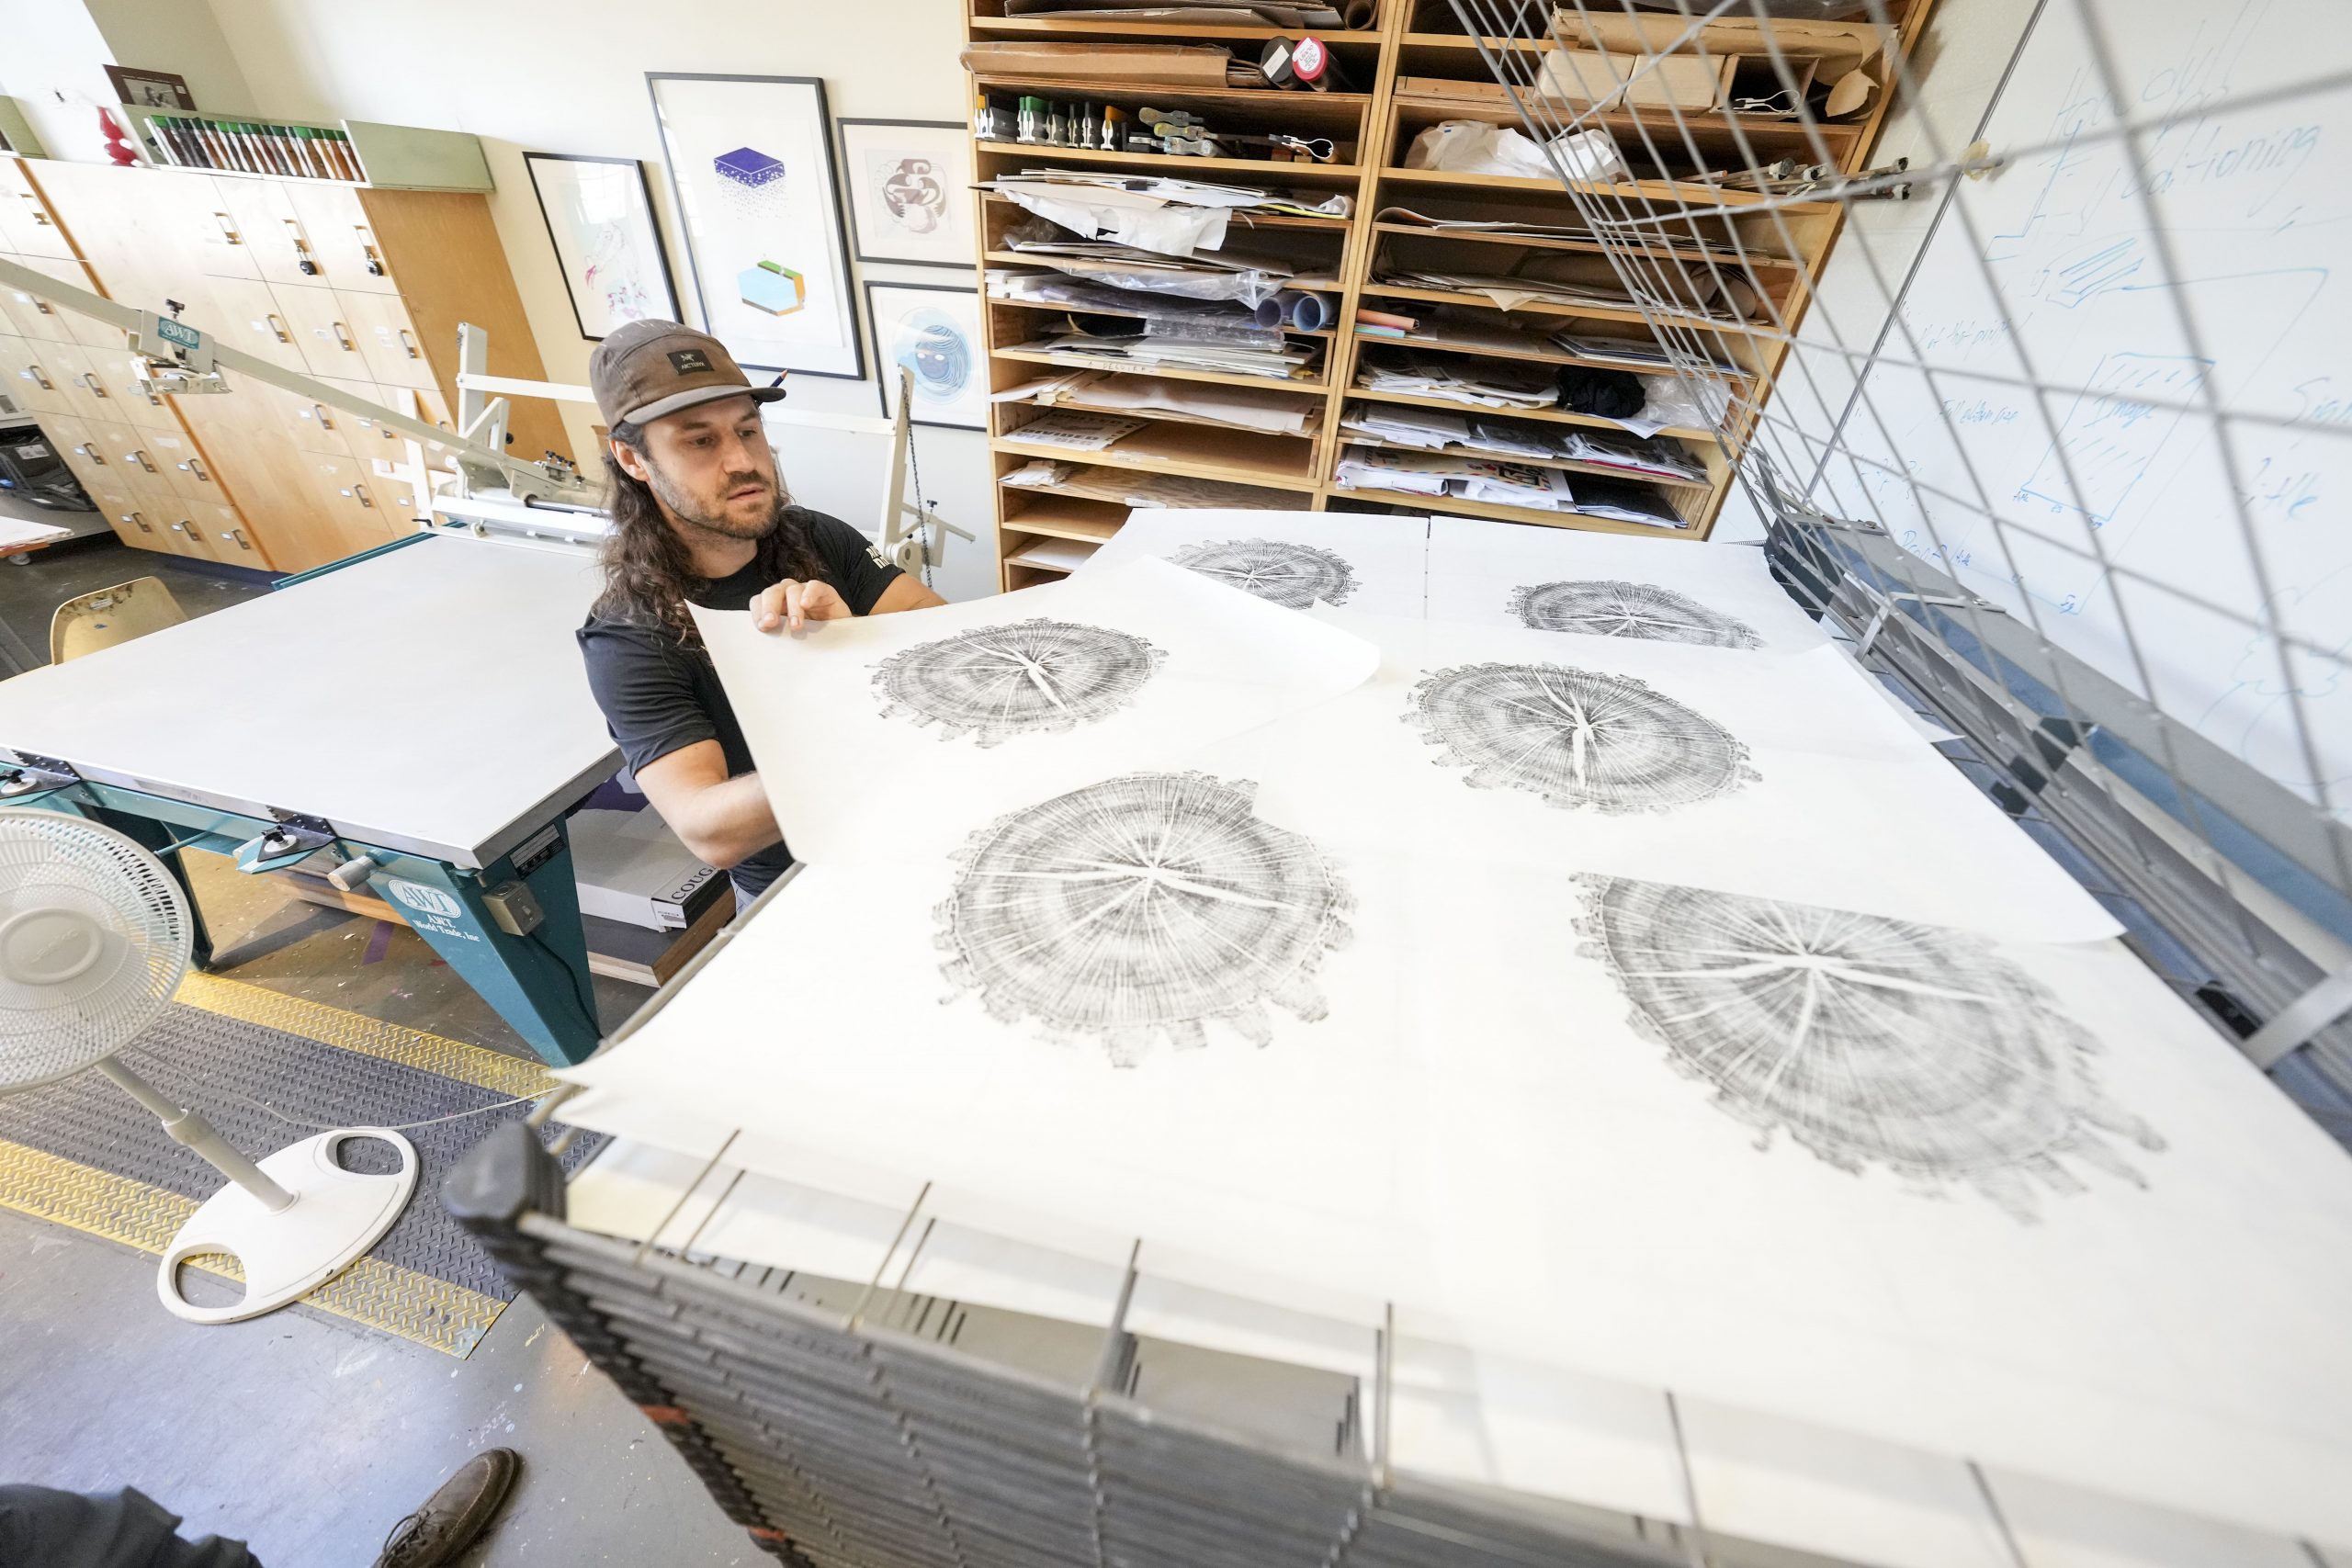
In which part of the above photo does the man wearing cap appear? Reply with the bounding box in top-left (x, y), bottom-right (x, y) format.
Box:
top-left (577, 321), bottom-right (945, 910)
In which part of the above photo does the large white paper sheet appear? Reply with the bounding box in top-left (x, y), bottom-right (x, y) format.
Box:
top-left (1076, 508), bottom-right (1431, 619)
top-left (559, 830), bottom-right (2352, 1543)
top-left (695, 557), bottom-right (1377, 864)
top-left (1424, 514), bottom-right (1832, 652)
top-left (1407, 862), bottom-right (2352, 1547)
top-left (1199, 610), bottom-right (2120, 943)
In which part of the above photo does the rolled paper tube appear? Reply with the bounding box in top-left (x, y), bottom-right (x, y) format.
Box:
top-left (1289, 293), bottom-right (1331, 332)
top-left (1254, 291), bottom-right (1301, 329)
top-left (1341, 0), bottom-right (1375, 27)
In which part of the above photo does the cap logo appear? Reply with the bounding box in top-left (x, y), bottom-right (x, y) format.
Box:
top-left (668, 349), bottom-right (713, 374)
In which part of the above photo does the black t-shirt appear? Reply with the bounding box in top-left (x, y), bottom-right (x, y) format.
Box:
top-left (576, 509), bottom-right (902, 898)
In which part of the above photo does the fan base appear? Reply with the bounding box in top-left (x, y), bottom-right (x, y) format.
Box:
top-left (158, 1128), bottom-right (419, 1324)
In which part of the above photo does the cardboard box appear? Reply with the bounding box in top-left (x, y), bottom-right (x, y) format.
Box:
top-left (1540, 47), bottom-right (1736, 112)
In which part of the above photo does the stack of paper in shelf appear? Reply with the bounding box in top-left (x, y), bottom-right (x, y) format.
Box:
top-left (987, 269), bottom-right (1286, 347)
top-left (1333, 445), bottom-right (1686, 527)
top-left (1552, 326), bottom-right (1744, 376)
top-left (988, 169), bottom-right (1351, 224)
top-left (1002, 222), bottom-right (1328, 309)
top-left (1340, 400), bottom-right (1707, 485)
top-left (1357, 352), bottom-right (1555, 410)
top-left (1001, 0), bottom-right (1353, 25)
top-left (1002, 410), bottom-right (1148, 453)
top-left (1374, 202), bottom-right (1748, 264)
top-left (1382, 262), bottom-right (1761, 323)
top-left (997, 368), bottom-right (1323, 437)
top-left (1006, 328), bottom-right (1316, 381)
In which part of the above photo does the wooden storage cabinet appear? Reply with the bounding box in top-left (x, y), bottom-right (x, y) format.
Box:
top-left (963, 1), bottom-right (1932, 577)
top-left (5, 155), bottom-right (566, 574)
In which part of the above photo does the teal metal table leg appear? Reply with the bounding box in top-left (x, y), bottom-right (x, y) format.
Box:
top-left (368, 826), bottom-right (601, 1066)
top-left (82, 803), bottom-right (217, 969)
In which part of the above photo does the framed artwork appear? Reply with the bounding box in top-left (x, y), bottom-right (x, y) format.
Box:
top-left (522, 152), bottom-right (681, 341)
top-left (866, 281), bottom-right (987, 432)
top-left (646, 73), bottom-right (865, 379)
top-left (104, 65), bottom-right (197, 110)
top-left (837, 119), bottom-right (975, 270)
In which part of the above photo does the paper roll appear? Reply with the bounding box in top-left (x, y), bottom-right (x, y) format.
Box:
top-left (1254, 292), bottom-right (1297, 329)
top-left (1289, 293), bottom-right (1331, 332)
top-left (1341, 0), bottom-right (1374, 28)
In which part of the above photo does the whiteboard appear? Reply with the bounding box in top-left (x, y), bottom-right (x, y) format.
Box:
top-left (1718, 0), bottom-right (2352, 827)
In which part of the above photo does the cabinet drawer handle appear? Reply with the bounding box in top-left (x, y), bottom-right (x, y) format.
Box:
top-left (179, 457), bottom-right (209, 481)
top-left (266, 313), bottom-right (291, 343)
top-left (311, 402), bottom-right (335, 430)
top-left (120, 511), bottom-right (152, 533)
top-left (74, 444), bottom-right (104, 464)
top-left (23, 197), bottom-right (54, 229)
top-left (283, 220), bottom-right (319, 275)
top-left (351, 481), bottom-right (373, 508)
top-left (213, 212), bottom-right (243, 245)
top-left (22, 365), bottom-right (52, 390)
top-left (331, 321), bottom-right (356, 352)
top-left (128, 449), bottom-right (155, 471)
top-left (11, 288), bottom-right (56, 317)
top-left (397, 329), bottom-right (420, 359)
top-left (356, 232), bottom-right (385, 276)
top-left (224, 528), bottom-right (253, 550)
top-left (171, 521), bottom-right (193, 535)
top-left (74, 373), bottom-right (107, 398)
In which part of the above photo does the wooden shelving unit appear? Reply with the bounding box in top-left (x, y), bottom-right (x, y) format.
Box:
top-left (964, 0), bottom-right (1934, 585)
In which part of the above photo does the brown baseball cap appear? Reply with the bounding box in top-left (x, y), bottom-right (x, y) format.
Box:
top-left (588, 319), bottom-right (786, 427)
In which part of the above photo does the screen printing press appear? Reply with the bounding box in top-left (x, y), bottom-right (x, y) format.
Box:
top-left (443, 511), bottom-right (2352, 1568)
top-left (0, 528), bottom-right (621, 1064)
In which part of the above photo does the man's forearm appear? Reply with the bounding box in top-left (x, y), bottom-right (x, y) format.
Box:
top-left (678, 772), bottom-right (784, 868)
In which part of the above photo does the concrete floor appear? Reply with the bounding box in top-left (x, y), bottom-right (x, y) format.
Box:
top-left (0, 536), bottom-right (755, 1565)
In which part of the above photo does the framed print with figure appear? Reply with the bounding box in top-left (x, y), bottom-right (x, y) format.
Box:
top-left (647, 73), bottom-right (865, 378)
top-left (866, 282), bottom-right (986, 432)
top-left (523, 152), bottom-right (681, 340)
top-left (837, 119), bottom-right (974, 269)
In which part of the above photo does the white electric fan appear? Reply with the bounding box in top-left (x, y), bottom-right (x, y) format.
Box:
top-left (0, 808), bottom-right (416, 1323)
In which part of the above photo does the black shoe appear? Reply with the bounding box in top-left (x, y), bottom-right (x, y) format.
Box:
top-left (372, 1448), bottom-right (521, 1567)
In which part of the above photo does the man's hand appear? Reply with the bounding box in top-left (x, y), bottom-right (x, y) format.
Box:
top-left (752, 578), bottom-right (852, 633)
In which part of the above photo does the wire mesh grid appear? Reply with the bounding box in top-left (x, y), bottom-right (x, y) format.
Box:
top-left (1430, 0), bottom-right (2352, 1124)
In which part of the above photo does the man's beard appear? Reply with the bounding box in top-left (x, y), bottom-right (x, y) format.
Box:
top-left (645, 458), bottom-right (779, 542)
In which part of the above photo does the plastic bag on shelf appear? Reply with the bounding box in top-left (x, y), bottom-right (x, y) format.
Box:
top-left (1402, 119), bottom-right (1627, 183)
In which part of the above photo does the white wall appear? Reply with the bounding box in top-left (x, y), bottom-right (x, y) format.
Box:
top-left (0, 0), bottom-right (125, 158)
top-left (41, 0), bottom-right (999, 597)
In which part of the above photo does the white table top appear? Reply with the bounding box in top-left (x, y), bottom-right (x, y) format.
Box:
top-left (0, 533), bottom-right (619, 868)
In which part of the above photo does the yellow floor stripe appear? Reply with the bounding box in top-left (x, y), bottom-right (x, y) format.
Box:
top-left (0, 1140), bottom-right (506, 1357)
top-left (173, 972), bottom-right (556, 1100)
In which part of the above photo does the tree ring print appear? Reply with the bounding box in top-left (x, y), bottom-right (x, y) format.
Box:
top-left (872, 619), bottom-right (1166, 747)
top-left (1575, 876), bottom-right (2164, 1221)
top-left (936, 772), bottom-right (1354, 1066)
top-left (1407, 661), bottom-right (1757, 814)
top-left (1169, 538), bottom-right (1357, 609)
top-left (1510, 580), bottom-right (1764, 649)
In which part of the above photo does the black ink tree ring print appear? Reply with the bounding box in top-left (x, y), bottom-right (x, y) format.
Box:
top-left (936, 772), bottom-right (1354, 1066)
top-left (1510, 579), bottom-right (1764, 650)
top-left (1575, 876), bottom-right (2164, 1221)
top-left (1408, 662), bottom-right (1757, 814)
top-left (1169, 538), bottom-right (1357, 609)
top-left (873, 619), bottom-right (1166, 747)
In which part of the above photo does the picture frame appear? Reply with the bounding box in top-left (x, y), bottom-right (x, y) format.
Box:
top-left (647, 73), bottom-right (865, 380)
top-left (865, 281), bottom-right (987, 432)
top-left (837, 119), bottom-right (975, 270)
top-left (522, 152), bottom-right (681, 342)
top-left (103, 65), bottom-right (197, 111)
